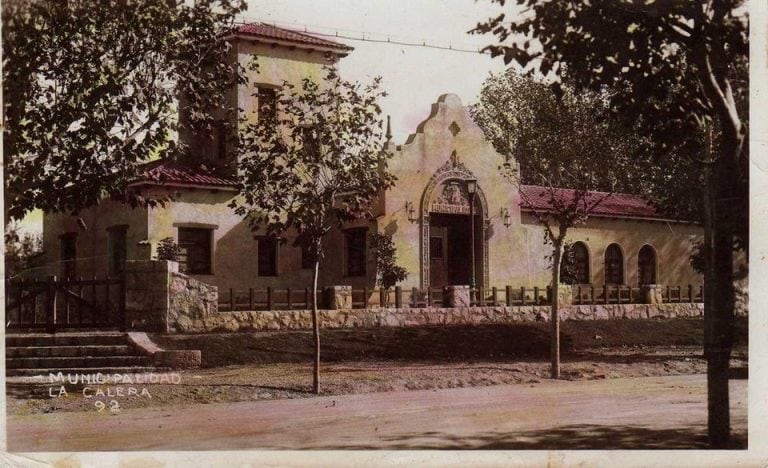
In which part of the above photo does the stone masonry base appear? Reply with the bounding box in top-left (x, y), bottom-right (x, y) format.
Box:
top-left (169, 302), bottom-right (704, 333)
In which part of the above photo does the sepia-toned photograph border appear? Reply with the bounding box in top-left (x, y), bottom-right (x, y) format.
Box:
top-left (1, 0), bottom-right (766, 465)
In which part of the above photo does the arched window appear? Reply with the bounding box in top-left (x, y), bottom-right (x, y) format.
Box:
top-left (604, 244), bottom-right (624, 284)
top-left (638, 245), bottom-right (657, 285)
top-left (560, 242), bottom-right (590, 285)
top-left (571, 242), bottom-right (590, 284)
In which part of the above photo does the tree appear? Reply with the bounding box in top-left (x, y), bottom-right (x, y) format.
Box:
top-left (471, 70), bottom-right (641, 379)
top-left (370, 232), bottom-right (408, 302)
top-left (2, 0), bottom-right (246, 223)
top-left (4, 223), bottom-right (43, 279)
top-left (474, 1), bottom-right (748, 447)
top-left (232, 68), bottom-right (395, 394)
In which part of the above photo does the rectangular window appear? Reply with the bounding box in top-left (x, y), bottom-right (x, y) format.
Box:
top-left (257, 236), bottom-right (278, 276)
top-left (258, 87), bottom-right (277, 122)
top-left (107, 225), bottom-right (128, 275)
top-left (345, 228), bottom-right (367, 277)
top-left (178, 228), bottom-right (212, 274)
top-left (59, 233), bottom-right (77, 279)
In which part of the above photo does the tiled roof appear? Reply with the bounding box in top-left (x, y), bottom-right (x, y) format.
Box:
top-left (234, 23), bottom-right (353, 51)
top-left (519, 185), bottom-right (661, 219)
top-left (135, 161), bottom-right (236, 188)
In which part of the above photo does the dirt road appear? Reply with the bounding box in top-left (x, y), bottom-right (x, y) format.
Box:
top-left (7, 374), bottom-right (746, 451)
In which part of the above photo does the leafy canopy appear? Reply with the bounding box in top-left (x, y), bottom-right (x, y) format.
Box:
top-left (471, 70), bottom-right (644, 237)
top-left (232, 68), bottom-right (395, 255)
top-left (2, 0), bottom-right (246, 221)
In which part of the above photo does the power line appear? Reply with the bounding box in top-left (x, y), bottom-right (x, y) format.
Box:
top-left (234, 17), bottom-right (492, 55)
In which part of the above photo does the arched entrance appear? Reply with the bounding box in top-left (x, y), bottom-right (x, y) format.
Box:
top-left (419, 153), bottom-right (489, 291)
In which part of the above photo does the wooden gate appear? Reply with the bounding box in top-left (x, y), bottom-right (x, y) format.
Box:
top-left (5, 276), bottom-right (125, 332)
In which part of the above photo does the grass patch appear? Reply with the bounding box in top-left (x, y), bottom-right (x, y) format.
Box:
top-left (150, 317), bottom-right (747, 369)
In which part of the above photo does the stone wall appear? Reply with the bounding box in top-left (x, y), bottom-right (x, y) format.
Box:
top-left (168, 272), bottom-right (218, 332)
top-left (125, 260), bottom-right (218, 333)
top-left (169, 302), bottom-right (705, 333)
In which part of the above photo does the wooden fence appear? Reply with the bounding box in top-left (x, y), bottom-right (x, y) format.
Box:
top-left (218, 284), bottom-right (704, 312)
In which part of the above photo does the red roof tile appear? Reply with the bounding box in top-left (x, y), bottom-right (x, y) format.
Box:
top-left (519, 185), bottom-right (661, 219)
top-left (134, 161), bottom-right (236, 188)
top-left (234, 23), bottom-right (353, 51)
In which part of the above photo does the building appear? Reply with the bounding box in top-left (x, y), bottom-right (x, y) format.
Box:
top-left (42, 23), bottom-right (703, 300)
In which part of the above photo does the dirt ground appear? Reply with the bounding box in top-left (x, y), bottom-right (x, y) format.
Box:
top-left (7, 375), bottom-right (748, 451)
top-left (6, 318), bottom-right (748, 416)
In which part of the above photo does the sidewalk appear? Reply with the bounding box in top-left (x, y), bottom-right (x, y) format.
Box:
top-left (7, 374), bottom-right (747, 451)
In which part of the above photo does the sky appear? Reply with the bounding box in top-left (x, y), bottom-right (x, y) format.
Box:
top-left (243, 0), bottom-right (512, 143)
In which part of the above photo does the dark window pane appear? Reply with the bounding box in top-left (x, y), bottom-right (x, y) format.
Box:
top-left (604, 244), bottom-right (624, 284)
top-left (108, 226), bottom-right (128, 275)
top-left (638, 245), bottom-right (657, 285)
top-left (430, 236), bottom-right (443, 259)
top-left (258, 87), bottom-right (277, 122)
top-left (178, 228), bottom-right (212, 274)
top-left (258, 237), bottom-right (278, 276)
top-left (572, 242), bottom-right (590, 284)
top-left (346, 228), bottom-right (367, 277)
top-left (301, 242), bottom-right (315, 270)
top-left (59, 233), bottom-right (77, 279)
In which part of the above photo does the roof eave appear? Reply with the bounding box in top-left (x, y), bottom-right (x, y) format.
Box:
top-left (225, 33), bottom-right (353, 56)
top-left (520, 208), bottom-right (698, 225)
top-left (127, 181), bottom-right (238, 192)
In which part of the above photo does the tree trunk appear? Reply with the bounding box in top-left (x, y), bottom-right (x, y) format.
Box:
top-left (311, 254), bottom-right (321, 394)
top-left (704, 154), bottom-right (738, 448)
top-left (550, 239), bottom-right (564, 379)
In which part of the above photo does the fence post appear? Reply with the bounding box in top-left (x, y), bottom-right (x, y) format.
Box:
top-left (492, 287), bottom-right (498, 306)
top-left (426, 288), bottom-right (432, 308)
top-left (521, 286), bottom-right (527, 306)
top-left (304, 288), bottom-right (310, 309)
top-left (267, 287), bottom-right (273, 310)
top-left (576, 285), bottom-right (581, 305)
top-left (533, 286), bottom-right (539, 305)
top-left (603, 284), bottom-right (609, 304)
top-left (699, 284), bottom-right (704, 302)
top-left (379, 288), bottom-right (386, 308)
top-left (590, 285), bottom-right (595, 304)
top-left (46, 276), bottom-right (57, 333)
top-left (546, 285), bottom-right (551, 304)
top-left (229, 288), bottom-right (235, 312)
top-left (666, 285), bottom-right (671, 303)
top-left (411, 287), bottom-right (418, 307)
top-left (687, 284), bottom-right (693, 303)
top-left (505, 286), bottom-right (512, 306)
top-left (395, 286), bottom-right (403, 309)
top-left (362, 286), bottom-right (368, 309)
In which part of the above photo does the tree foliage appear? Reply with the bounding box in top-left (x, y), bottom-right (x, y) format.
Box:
top-left (471, 70), bottom-right (642, 238)
top-left (4, 223), bottom-right (43, 279)
top-left (473, 0), bottom-right (748, 447)
top-left (232, 67), bottom-right (395, 393)
top-left (2, 0), bottom-right (246, 222)
top-left (156, 237), bottom-right (181, 262)
top-left (471, 70), bottom-right (643, 379)
top-left (370, 232), bottom-right (408, 290)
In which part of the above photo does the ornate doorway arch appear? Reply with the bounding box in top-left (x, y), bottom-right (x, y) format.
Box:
top-left (419, 152), bottom-right (490, 290)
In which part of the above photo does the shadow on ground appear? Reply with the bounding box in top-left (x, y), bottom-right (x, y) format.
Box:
top-left (151, 318), bottom-right (747, 368)
top-left (320, 424), bottom-right (747, 450)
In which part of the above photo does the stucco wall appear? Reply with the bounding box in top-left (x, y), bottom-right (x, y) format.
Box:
top-left (378, 94), bottom-right (703, 290)
top-left (42, 201), bottom-right (149, 279)
top-left (521, 214), bottom-right (703, 288)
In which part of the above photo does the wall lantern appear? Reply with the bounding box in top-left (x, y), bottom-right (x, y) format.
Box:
top-left (501, 208), bottom-right (512, 227)
top-left (405, 201), bottom-right (417, 223)
top-left (466, 179), bottom-right (477, 196)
